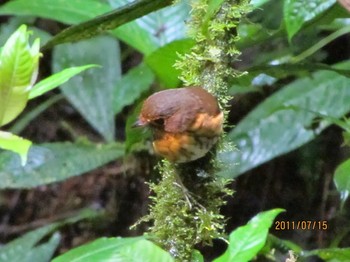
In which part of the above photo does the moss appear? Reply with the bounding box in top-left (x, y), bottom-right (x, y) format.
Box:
top-left (143, 159), bottom-right (232, 261)
top-left (143, 1), bottom-right (252, 261)
top-left (176, 0), bottom-right (251, 106)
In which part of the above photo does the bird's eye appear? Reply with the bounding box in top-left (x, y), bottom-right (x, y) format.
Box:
top-left (152, 118), bottom-right (165, 127)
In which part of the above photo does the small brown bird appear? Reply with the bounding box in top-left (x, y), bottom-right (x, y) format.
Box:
top-left (135, 87), bottom-right (223, 163)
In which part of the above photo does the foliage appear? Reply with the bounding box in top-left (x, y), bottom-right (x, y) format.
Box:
top-left (0, 0), bottom-right (350, 261)
top-left (0, 208), bottom-right (102, 262)
top-left (0, 25), bottom-right (40, 127)
top-left (0, 25), bottom-right (95, 164)
top-left (52, 237), bottom-right (174, 262)
top-left (214, 209), bottom-right (284, 262)
top-left (221, 62), bottom-right (350, 177)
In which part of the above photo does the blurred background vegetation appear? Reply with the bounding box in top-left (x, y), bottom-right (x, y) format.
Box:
top-left (1, 0), bottom-right (350, 261)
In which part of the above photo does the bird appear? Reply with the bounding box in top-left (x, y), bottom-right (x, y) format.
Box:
top-left (134, 87), bottom-right (223, 163)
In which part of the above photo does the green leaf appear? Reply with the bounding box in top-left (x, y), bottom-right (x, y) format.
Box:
top-left (0, 131), bottom-right (31, 165)
top-left (53, 36), bottom-right (120, 142)
top-left (0, 0), bottom-right (109, 24)
top-left (222, 62), bottom-right (350, 178)
top-left (303, 248), bottom-right (350, 261)
top-left (0, 0), bottom-right (179, 54)
top-left (0, 25), bottom-right (40, 126)
top-left (284, 0), bottom-right (336, 40)
top-left (114, 63), bottom-right (154, 114)
top-left (22, 233), bottom-right (61, 262)
top-left (214, 209), bottom-right (284, 262)
top-left (113, 22), bottom-right (159, 55)
top-left (0, 224), bottom-right (58, 262)
top-left (135, 0), bottom-right (189, 46)
top-left (42, 0), bottom-right (173, 50)
top-left (29, 64), bottom-right (99, 99)
top-left (230, 62), bottom-right (350, 94)
top-left (146, 39), bottom-right (195, 88)
top-left (334, 159), bottom-right (350, 205)
top-left (109, 0), bottom-right (190, 49)
top-left (0, 208), bottom-right (101, 262)
top-left (247, 63), bottom-right (350, 80)
top-left (0, 141), bottom-right (124, 189)
top-left (52, 237), bottom-right (174, 262)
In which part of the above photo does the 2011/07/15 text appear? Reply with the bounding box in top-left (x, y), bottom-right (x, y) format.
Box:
top-left (274, 221), bottom-right (328, 230)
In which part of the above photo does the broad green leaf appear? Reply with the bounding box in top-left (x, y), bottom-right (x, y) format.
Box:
top-left (0, 224), bottom-right (58, 262)
top-left (0, 224), bottom-right (57, 262)
top-left (109, 0), bottom-right (189, 48)
top-left (146, 39), bottom-right (195, 88)
top-left (113, 22), bottom-right (159, 55)
top-left (22, 233), bottom-right (61, 262)
top-left (53, 36), bottom-right (120, 142)
top-left (136, 0), bottom-right (189, 46)
top-left (334, 159), bottom-right (350, 205)
top-left (0, 25), bottom-right (40, 126)
top-left (214, 209), bottom-right (284, 262)
top-left (52, 237), bottom-right (174, 262)
top-left (247, 63), bottom-right (350, 79)
top-left (0, 0), bottom-right (168, 54)
top-left (0, 131), bottom-right (31, 165)
top-left (230, 63), bottom-right (350, 94)
top-left (222, 62), bottom-right (350, 178)
top-left (29, 65), bottom-right (99, 99)
top-left (284, 0), bottom-right (336, 40)
top-left (0, 208), bottom-right (101, 262)
top-left (43, 0), bottom-right (173, 51)
top-left (303, 248), bottom-right (350, 261)
top-left (113, 63), bottom-right (154, 114)
top-left (0, 0), bottom-right (109, 24)
top-left (0, 141), bottom-right (124, 189)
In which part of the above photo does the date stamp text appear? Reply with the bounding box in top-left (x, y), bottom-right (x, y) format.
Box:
top-left (274, 220), bottom-right (328, 230)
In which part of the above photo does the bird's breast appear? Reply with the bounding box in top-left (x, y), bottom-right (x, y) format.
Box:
top-left (152, 112), bottom-right (223, 163)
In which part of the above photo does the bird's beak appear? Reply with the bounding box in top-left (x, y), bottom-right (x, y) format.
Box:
top-left (132, 119), bottom-right (147, 128)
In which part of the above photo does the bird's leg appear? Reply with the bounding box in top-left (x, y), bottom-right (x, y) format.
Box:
top-left (173, 171), bottom-right (205, 210)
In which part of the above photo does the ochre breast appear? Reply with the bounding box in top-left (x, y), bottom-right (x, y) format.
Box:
top-left (139, 87), bottom-right (223, 163)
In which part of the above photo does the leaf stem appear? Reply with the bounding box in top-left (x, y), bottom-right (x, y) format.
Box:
top-left (291, 25), bottom-right (350, 63)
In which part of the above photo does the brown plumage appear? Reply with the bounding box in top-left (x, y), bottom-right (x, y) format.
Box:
top-left (136, 87), bottom-right (223, 163)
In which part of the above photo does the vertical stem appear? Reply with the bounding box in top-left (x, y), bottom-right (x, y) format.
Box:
top-left (146, 1), bottom-right (252, 261)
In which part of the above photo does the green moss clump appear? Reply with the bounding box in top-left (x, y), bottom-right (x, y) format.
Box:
top-left (144, 160), bottom-right (232, 261)
top-left (176, 0), bottom-right (251, 108)
top-left (143, 1), bottom-right (252, 261)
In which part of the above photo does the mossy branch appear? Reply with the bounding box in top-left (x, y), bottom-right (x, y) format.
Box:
top-left (143, 1), bottom-right (252, 261)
